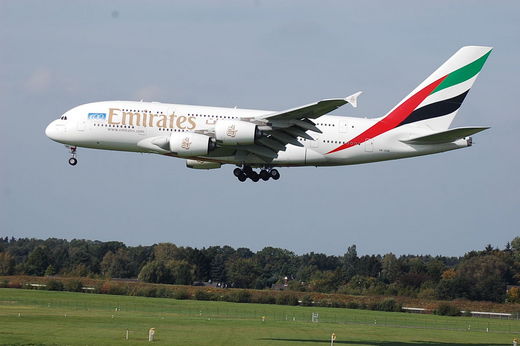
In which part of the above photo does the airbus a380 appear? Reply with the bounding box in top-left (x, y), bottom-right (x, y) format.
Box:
top-left (46, 46), bottom-right (491, 182)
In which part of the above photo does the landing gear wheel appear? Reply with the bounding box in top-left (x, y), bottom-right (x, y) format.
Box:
top-left (237, 173), bottom-right (247, 182)
top-left (68, 157), bottom-right (77, 166)
top-left (249, 171), bottom-right (260, 182)
top-left (259, 170), bottom-right (270, 181)
top-left (270, 169), bottom-right (280, 180)
top-left (233, 168), bottom-right (242, 177)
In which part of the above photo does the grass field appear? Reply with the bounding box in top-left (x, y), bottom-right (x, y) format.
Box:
top-left (0, 288), bottom-right (519, 345)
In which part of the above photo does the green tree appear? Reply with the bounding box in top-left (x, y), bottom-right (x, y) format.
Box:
top-left (226, 257), bottom-right (260, 288)
top-left (381, 253), bottom-right (400, 283)
top-left (138, 261), bottom-right (174, 284)
top-left (0, 252), bottom-right (15, 275)
top-left (25, 247), bottom-right (50, 276)
top-left (101, 248), bottom-right (131, 278)
top-left (457, 255), bottom-right (508, 302)
top-left (342, 245), bottom-right (359, 281)
top-left (210, 254), bottom-right (227, 282)
top-left (170, 260), bottom-right (195, 285)
top-left (153, 243), bottom-right (179, 262)
top-left (511, 237), bottom-right (520, 253)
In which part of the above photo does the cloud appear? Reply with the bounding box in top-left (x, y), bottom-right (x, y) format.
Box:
top-left (24, 68), bottom-right (52, 92)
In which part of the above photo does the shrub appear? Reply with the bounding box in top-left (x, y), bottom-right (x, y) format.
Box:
top-left (229, 290), bottom-right (252, 303)
top-left (142, 287), bottom-right (157, 297)
top-left (435, 303), bottom-right (461, 316)
top-left (301, 295), bottom-right (313, 306)
top-left (346, 302), bottom-right (360, 309)
top-left (0, 279), bottom-right (8, 288)
top-left (314, 300), bottom-right (328, 307)
top-left (195, 290), bottom-right (212, 301)
top-left (368, 302), bottom-right (379, 311)
top-left (173, 289), bottom-right (190, 300)
top-left (107, 284), bottom-right (129, 296)
top-left (156, 287), bottom-right (172, 298)
top-left (256, 295), bottom-right (276, 305)
top-left (7, 280), bottom-right (22, 289)
top-left (417, 287), bottom-right (437, 300)
top-left (276, 293), bottom-right (299, 306)
top-left (332, 300), bottom-right (346, 308)
top-left (377, 298), bottom-right (402, 312)
top-left (46, 280), bottom-right (64, 291)
top-left (65, 280), bottom-right (83, 292)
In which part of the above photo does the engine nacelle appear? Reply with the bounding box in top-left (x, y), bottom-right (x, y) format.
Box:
top-left (169, 132), bottom-right (215, 156)
top-left (215, 120), bottom-right (260, 145)
top-left (186, 159), bottom-right (222, 170)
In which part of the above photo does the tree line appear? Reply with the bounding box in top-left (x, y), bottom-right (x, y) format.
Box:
top-left (0, 236), bottom-right (519, 303)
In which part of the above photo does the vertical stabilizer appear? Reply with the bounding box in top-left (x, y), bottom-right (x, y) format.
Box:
top-left (383, 46), bottom-right (492, 130)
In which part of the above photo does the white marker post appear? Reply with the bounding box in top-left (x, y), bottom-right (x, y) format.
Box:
top-left (331, 332), bottom-right (336, 346)
top-left (148, 328), bottom-right (155, 342)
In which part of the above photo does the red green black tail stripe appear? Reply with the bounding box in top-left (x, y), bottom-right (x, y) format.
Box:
top-left (399, 90), bottom-right (469, 126)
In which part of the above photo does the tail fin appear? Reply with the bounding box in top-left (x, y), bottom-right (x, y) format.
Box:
top-left (326, 46), bottom-right (492, 155)
top-left (383, 46), bottom-right (492, 131)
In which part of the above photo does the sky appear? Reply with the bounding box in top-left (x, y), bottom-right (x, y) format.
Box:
top-left (1, 0), bottom-right (519, 257)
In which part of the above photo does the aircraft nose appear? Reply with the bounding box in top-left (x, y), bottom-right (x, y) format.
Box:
top-left (45, 120), bottom-right (65, 142)
top-left (45, 121), bottom-right (57, 140)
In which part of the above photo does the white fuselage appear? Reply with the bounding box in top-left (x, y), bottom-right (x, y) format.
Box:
top-left (45, 100), bottom-right (469, 167)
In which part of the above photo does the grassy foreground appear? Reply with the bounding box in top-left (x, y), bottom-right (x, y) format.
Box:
top-left (0, 288), bottom-right (519, 345)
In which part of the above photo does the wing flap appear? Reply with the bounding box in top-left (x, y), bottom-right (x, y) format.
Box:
top-left (270, 131), bottom-right (304, 147)
top-left (402, 127), bottom-right (489, 145)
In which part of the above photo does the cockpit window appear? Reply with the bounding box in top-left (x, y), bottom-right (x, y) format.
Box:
top-left (60, 116), bottom-right (68, 120)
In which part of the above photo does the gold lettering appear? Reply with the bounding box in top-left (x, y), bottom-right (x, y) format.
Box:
top-left (124, 112), bottom-right (141, 126)
top-left (168, 113), bottom-right (176, 128)
top-left (187, 116), bottom-right (196, 130)
top-left (157, 115), bottom-right (167, 128)
top-left (176, 116), bottom-right (187, 129)
top-left (148, 113), bottom-right (156, 127)
top-left (142, 113), bottom-right (148, 127)
top-left (108, 108), bottom-right (121, 124)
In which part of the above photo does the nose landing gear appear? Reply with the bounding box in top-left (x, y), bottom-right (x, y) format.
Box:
top-left (67, 146), bottom-right (78, 166)
top-left (234, 166), bottom-right (280, 182)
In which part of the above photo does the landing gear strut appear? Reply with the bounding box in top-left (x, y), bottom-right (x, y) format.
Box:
top-left (233, 165), bottom-right (280, 182)
top-left (68, 146), bottom-right (78, 166)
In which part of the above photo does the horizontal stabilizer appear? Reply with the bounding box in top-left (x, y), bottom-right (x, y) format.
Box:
top-left (401, 127), bottom-right (489, 145)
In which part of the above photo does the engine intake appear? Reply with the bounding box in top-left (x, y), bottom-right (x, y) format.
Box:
top-left (215, 120), bottom-right (260, 145)
top-left (169, 133), bottom-right (215, 156)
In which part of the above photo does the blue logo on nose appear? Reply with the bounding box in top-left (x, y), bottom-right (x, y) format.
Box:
top-left (88, 113), bottom-right (106, 120)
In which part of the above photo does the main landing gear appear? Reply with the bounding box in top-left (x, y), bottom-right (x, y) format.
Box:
top-left (67, 146), bottom-right (78, 166)
top-left (233, 165), bottom-right (280, 182)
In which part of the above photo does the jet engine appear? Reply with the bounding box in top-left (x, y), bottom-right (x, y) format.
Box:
top-left (169, 132), bottom-right (216, 156)
top-left (186, 159), bottom-right (222, 169)
top-left (215, 120), bottom-right (261, 145)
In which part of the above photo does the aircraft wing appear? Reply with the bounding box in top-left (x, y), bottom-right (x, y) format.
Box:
top-left (256, 92), bottom-right (362, 122)
top-left (238, 92), bottom-right (362, 160)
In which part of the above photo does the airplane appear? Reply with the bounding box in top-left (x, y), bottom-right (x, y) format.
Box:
top-left (46, 46), bottom-right (492, 182)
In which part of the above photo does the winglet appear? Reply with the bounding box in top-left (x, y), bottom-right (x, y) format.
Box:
top-left (345, 91), bottom-right (362, 108)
